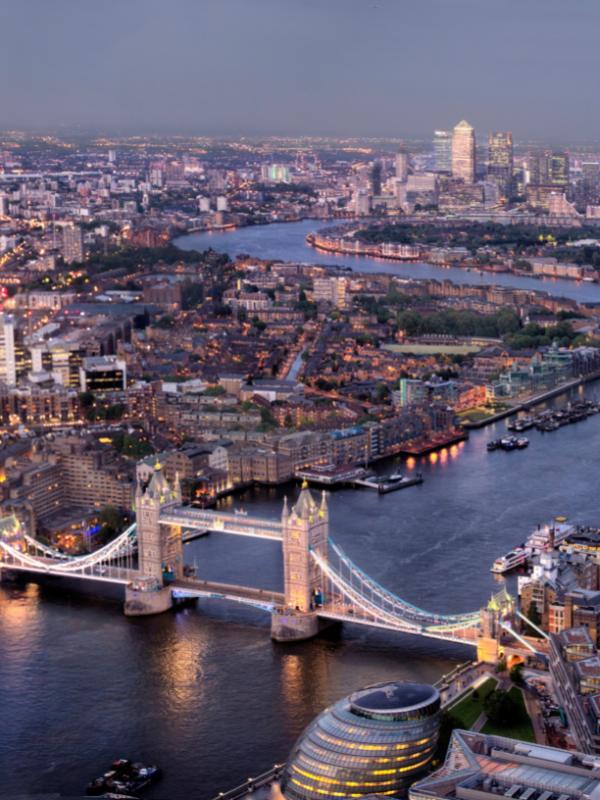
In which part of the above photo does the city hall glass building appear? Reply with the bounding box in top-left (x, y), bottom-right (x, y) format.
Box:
top-left (281, 681), bottom-right (441, 799)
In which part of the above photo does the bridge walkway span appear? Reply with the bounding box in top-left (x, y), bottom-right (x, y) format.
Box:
top-left (160, 508), bottom-right (283, 540)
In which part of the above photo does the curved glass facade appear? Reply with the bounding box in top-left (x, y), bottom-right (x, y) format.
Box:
top-left (281, 681), bottom-right (440, 800)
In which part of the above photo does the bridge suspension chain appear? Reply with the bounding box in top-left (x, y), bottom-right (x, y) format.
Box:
top-left (328, 538), bottom-right (480, 628)
top-left (23, 534), bottom-right (76, 560)
top-left (311, 548), bottom-right (422, 632)
top-left (0, 523), bottom-right (138, 577)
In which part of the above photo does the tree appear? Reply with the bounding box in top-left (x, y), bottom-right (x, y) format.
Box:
top-left (204, 385), bottom-right (226, 397)
top-left (79, 391), bottom-right (94, 409)
top-left (510, 663), bottom-right (525, 686)
top-left (97, 504), bottom-right (128, 544)
top-left (484, 689), bottom-right (526, 726)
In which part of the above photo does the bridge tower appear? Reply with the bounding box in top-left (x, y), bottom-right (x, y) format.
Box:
top-left (476, 587), bottom-right (514, 663)
top-left (124, 463), bottom-right (183, 616)
top-left (271, 482), bottom-right (331, 642)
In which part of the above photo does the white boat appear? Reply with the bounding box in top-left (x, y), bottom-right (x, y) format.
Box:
top-left (526, 519), bottom-right (574, 554)
top-left (491, 546), bottom-right (529, 574)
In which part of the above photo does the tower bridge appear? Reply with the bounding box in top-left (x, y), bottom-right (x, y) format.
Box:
top-left (0, 464), bottom-right (522, 662)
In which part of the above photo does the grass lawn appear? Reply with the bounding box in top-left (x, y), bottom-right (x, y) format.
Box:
top-left (481, 687), bottom-right (535, 742)
top-left (448, 677), bottom-right (498, 729)
top-left (457, 408), bottom-right (499, 423)
top-left (382, 343), bottom-right (481, 355)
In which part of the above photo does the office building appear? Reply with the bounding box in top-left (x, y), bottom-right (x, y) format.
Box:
top-left (549, 627), bottom-right (600, 754)
top-left (550, 151), bottom-right (570, 187)
top-left (396, 151), bottom-right (409, 182)
top-left (433, 130), bottom-right (452, 173)
top-left (582, 163), bottom-right (599, 199)
top-left (452, 120), bottom-right (476, 183)
top-left (261, 164), bottom-right (291, 183)
top-left (197, 196), bottom-right (211, 213)
top-left (312, 276), bottom-right (348, 309)
top-left (488, 132), bottom-right (513, 195)
top-left (62, 224), bottom-right (84, 264)
top-left (528, 150), bottom-right (571, 209)
top-left (0, 314), bottom-right (29, 386)
top-left (354, 189), bottom-right (371, 216)
top-left (0, 314), bottom-right (16, 386)
top-left (79, 356), bottom-right (127, 393)
top-left (282, 681), bottom-right (441, 800)
top-left (411, 729), bottom-right (600, 800)
top-left (529, 150), bottom-right (570, 188)
top-left (371, 161), bottom-right (383, 195)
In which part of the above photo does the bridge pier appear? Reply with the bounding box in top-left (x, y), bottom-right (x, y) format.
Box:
top-left (124, 584), bottom-right (173, 616)
top-left (271, 610), bottom-right (334, 642)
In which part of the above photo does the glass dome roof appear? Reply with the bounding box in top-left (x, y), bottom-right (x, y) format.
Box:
top-left (282, 681), bottom-right (441, 800)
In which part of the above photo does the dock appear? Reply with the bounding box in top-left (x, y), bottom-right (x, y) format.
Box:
top-left (353, 474), bottom-right (424, 493)
top-left (295, 464), bottom-right (368, 486)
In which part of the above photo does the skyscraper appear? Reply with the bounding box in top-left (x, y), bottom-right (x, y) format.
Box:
top-left (452, 120), bottom-right (476, 183)
top-left (395, 151), bottom-right (408, 182)
top-left (370, 161), bottom-right (382, 195)
top-left (550, 151), bottom-right (569, 187)
top-left (527, 149), bottom-right (571, 209)
top-left (62, 224), bottom-right (84, 264)
top-left (433, 130), bottom-right (452, 173)
top-left (487, 131), bottom-right (513, 195)
top-left (0, 314), bottom-right (16, 386)
top-left (529, 149), bottom-right (569, 188)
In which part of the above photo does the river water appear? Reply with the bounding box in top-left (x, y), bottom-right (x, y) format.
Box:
top-left (3, 224), bottom-right (600, 798)
top-left (175, 220), bottom-right (600, 304)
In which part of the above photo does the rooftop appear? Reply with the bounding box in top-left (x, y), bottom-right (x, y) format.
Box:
top-left (410, 730), bottom-right (600, 800)
top-left (350, 682), bottom-right (438, 716)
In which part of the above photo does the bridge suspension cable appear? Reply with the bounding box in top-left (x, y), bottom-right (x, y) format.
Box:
top-left (310, 547), bottom-right (422, 632)
top-left (0, 522), bottom-right (138, 577)
top-left (23, 534), bottom-right (76, 560)
top-left (327, 538), bottom-right (481, 629)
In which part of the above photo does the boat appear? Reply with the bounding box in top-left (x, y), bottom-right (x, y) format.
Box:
top-left (487, 440), bottom-right (500, 451)
top-left (516, 437), bottom-right (529, 449)
top-left (526, 519), bottom-right (574, 554)
top-left (491, 546), bottom-right (529, 574)
top-left (86, 759), bottom-right (162, 797)
top-left (490, 518), bottom-right (575, 573)
top-left (377, 474), bottom-right (423, 494)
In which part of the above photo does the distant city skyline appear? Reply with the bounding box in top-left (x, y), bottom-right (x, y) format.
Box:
top-left (4, 0), bottom-right (600, 140)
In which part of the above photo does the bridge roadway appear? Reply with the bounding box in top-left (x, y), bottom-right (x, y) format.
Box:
top-left (316, 604), bottom-right (481, 646)
top-left (172, 578), bottom-right (285, 610)
top-left (160, 507), bottom-right (283, 540)
top-left (1, 556), bottom-right (137, 585)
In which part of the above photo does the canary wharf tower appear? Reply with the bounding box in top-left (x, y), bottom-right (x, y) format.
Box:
top-left (452, 119), bottom-right (476, 183)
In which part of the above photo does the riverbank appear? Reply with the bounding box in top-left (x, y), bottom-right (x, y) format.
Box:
top-left (306, 228), bottom-right (598, 285)
top-left (461, 369), bottom-right (600, 429)
top-left (174, 220), bottom-right (600, 303)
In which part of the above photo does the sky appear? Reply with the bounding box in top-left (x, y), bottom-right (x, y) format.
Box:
top-left (2, 0), bottom-right (600, 140)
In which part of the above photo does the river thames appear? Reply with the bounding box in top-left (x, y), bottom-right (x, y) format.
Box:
top-left (2, 225), bottom-right (600, 798)
top-left (175, 219), bottom-right (600, 304)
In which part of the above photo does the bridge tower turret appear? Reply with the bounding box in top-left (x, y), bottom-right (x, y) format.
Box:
top-left (136, 463), bottom-right (183, 580)
top-left (282, 482), bottom-right (329, 612)
top-left (272, 483), bottom-right (333, 642)
top-left (124, 462), bottom-right (183, 617)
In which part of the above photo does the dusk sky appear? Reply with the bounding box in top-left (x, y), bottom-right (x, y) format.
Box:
top-left (3, 0), bottom-right (600, 139)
